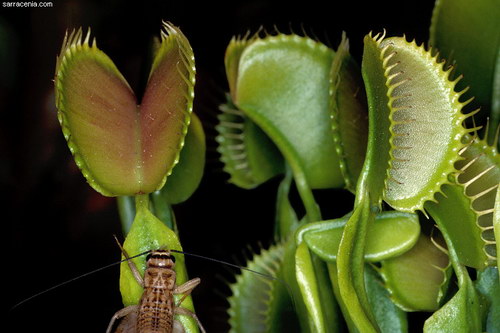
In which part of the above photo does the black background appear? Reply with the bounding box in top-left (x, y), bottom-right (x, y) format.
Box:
top-left (3, 1), bottom-right (434, 332)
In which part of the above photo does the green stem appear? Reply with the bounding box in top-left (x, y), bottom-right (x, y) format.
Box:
top-left (150, 191), bottom-right (177, 232)
top-left (117, 196), bottom-right (135, 235)
top-left (135, 193), bottom-right (149, 211)
top-left (275, 164), bottom-right (300, 240)
top-left (292, 163), bottom-right (322, 222)
top-left (337, 190), bottom-right (379, 333)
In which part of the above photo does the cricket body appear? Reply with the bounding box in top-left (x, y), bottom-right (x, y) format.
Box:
top-left (106, 247), bottom-right (206, 333)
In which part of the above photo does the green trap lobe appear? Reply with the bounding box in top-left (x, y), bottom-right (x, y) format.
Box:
top-left (58, 47), bottom-right (140, 195)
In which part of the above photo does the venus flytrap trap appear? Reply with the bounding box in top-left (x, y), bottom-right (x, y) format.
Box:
top-left (216, 95), bottom-right (284, 189)
top-left (329, 34), bottom-right (369, 193)
top-left (423, 224), bottom-right (482, 333)
top-left (379, 233), bottom-right (452, 312)
top-left (333, 32), bottom-right (480, 332)
top-left (55, 22), bottom-right (196, 196)
top-left (54, 21), bottom-right (203, 332)
top-left (425, 130), bottom-right (500, 269)
top-left (117, 113), bottom-right (206, 234)
top-left (429, 0), bottom-right (500, 140)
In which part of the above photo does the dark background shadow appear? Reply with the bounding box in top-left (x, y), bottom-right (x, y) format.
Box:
top-left (3, 1), bottom-right (434, 332)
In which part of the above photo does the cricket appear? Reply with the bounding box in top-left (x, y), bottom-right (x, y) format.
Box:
top-left (10, 236), bottom-right (291, 333)
top-left (106, 238), bottom-right (206, 333)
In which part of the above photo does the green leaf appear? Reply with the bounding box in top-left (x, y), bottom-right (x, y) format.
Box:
top-left (327, 262), bottom-right (409, 333)
top-left (336, 191), bottom-right (379, 332)
top-left (329, 33), bottom-right (368, 192)
top-left (119, 195), bottom-right (198, 332)
top-left (381, 233), bottom-right (451, 311)
top-left (423, 225), bottom-right (482, 333)
top-left (282, 237), bottom-right (316, 333)
top-left (230, 33), bottom-right (343, 190)
top-left (475, 267), bottom-right (500, 332)
top-left (295, 242), bottom-right (340, 333)
top-left (496, 185), bottom-right (500, 275)
top-left (156, 113), bottom-right (206, 204)
top-left (365, 264), bottom-right (408, 333)
top-left (55, 22), bottom-right (195, 196)
top-left (275, 165), bottom-right (300, 239)
top-left (430, 0), bottom-right (500, 138)
top-left (117, 195), bottom-right (136, 235)
top-left (299, 211), bottom-right (420, 262)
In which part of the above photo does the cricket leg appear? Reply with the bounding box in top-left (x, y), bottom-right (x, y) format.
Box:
top-left (173, 277), bottom-right (201, 306)
top-left (106, 305), bottom-right (138, 333)
top-left (174, 306), bottom-right (206, 333)
top-left (113, 235), bottom-right (144, 286)
top-left (114, 308), bottom-right (138, 333)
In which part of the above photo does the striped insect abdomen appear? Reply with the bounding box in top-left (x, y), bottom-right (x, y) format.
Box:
top-left (137, 250), bottom-right (177, 333)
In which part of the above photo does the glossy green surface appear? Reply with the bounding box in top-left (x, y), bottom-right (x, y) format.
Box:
top-left (329, 35), bottom-right (368, 192)
top-left (423, 226), bottom-right (482, 332)
top-left (336, 190), bottom-right (379, 332)
top-left (475, 267), bottom-right (500, 332)
top-left (295, 242), bottom-right (339, 333)
top-left (496, 186), bottom-right (500, 274)
top-left (430, 0), bottom-right (500, 137)
top-left (381, 234), bottom-right (451, 311)
top-left (300, 211), bottom-right (420, 263)
top-left (233, 34), bottom-right (343, 190)
top-left (363, 35), bottom-right (471, 212)
top-left (157, 113), bottom-right (206, 204)
top-left (365, 264), bottom-right (408, 333)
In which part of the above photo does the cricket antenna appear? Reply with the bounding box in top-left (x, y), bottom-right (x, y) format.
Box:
top-left (9, 248), bottom-right (151, 312)
top-left (169, 248), bottom-right (297, 311)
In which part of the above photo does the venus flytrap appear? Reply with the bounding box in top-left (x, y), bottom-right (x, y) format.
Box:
top-left (54, 21), bottom-right (203, 332)
top-left (55, 22), bottom-right (196, 196)
top-left (426, 130), bottom-right (500, 269)
top-left (218, 31), bottom-right (369, 332)
top-left (329, 34), bottom-right (369, 193)
top-left (423, 224), bottom-right (482, 333)
top-left (218, 30), bottom-right (360, 331)
top-left (380, 233), bottom-right (452, 312)
top-left (216, 95), bottom-right (284, 189)
top-left (219, 26), bottom-right (498, 333)
top-left (298, 211), bottom-right (420, 263)
top-left (117, 113), bottom-right (206, 234)
top-left (496, 184), bottom-right (500, 273)
top-left (47, 2), bottom-right (499, 331)
top-left (334, 32), bottom-right (479, 332)
top-left (430, 0), bottom-right (500, 140)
